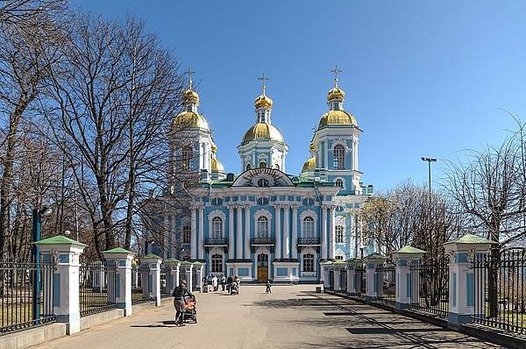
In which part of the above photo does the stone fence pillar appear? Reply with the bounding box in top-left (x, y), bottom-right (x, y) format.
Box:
top-left (444, 234), bottom-right (493, 329)
top-left (320, 261), bottom-right (332, 290)
top-left (346, 258), bottom-right (361, 294)
top-left (103, 247), bottom-right (135, 316)
top-left (193, 262), bottom-right (204, 292)
top-left (163, 259), bottom-right (181, 295)
top-left (392, 246), bottom-right (426, 310)
top-left (140, 254), bottom-right (162, 306)
top-left (365, 253), bottom-right (387, 300)
top-left (180, 261), bottom-right (194, 292)
top-left (35, 235), bottom-right (86, 335)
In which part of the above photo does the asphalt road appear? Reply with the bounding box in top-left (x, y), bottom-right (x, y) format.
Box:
top-left (30, 285), bottom-right (502, 349)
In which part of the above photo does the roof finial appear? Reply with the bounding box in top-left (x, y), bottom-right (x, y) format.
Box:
top-left (186, 67), bottom-right (195, 90)
top-left (331, 65), bottom-right (343, 88)
top-left (258, 72), bottom-right (269, 96)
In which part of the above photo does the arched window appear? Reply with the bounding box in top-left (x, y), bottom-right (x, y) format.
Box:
top-left (275, 164), bottom-right (280, 170)
top-left (182, 226), bottom-right (191, 243)
top-left (303, 254), bottom-right (314, 272)
top-left (182, 146), bottom-right (192, 170)
top-left (257, 217), bottom-right (269, 237)
top-left (211, 217), bottom-right (222, 238)
top-left (246, 163), bottom-right (251, 170)
top-left (335, 179), bottom-right (344, 188)
top-left (333, 145), bottom-right (345, 170)
top-left (335, 225), bottom-right (344, 243)
top-left (303, 217), bottom-right (314, 237)
top-left (211, 254), bottom-right (223, 272)
top-left (259, 161), bottom-right (267, 168)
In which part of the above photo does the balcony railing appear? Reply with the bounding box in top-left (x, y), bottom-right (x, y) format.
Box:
top-left (297, 237), bottom-right (321, 246)
top-left (204, 238), bottom-right (228, 246)
top-left (250, 237), bottom-right (275, 245)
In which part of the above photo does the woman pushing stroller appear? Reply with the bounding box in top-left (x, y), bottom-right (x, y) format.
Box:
top-left (172, 280), bottom-right (195, 326)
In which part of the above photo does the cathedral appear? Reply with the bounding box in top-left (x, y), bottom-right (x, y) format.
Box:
top-left (145, 69), bottom-right (373, 283)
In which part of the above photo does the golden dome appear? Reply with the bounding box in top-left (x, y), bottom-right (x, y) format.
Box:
top-left (327, 87), bottom-right (345, 101)
top-left (242, 122), bottom-right (284, 145)
top-left (172, 111), bottom-right (209, 130)
top-left (318, 110), bottom-right (358, 129)
top-left (183, 88), bottom-right (199, 104)
top-left (301, 156), bottom-right (316, 173)
top-left (254, 94), bottom-right (273, 109)
top-left (211, 156), bottom-right (224, 172)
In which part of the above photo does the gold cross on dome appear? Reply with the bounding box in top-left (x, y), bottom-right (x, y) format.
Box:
top-left (331, 65), bottom-right (343, 87)
top-left (258, 72), bottom-right (269, 95)
top-left (186, 67), bottom-right (195, 89)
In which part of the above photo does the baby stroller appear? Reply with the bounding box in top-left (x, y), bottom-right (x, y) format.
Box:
top-left (181, 295), bottom-right (197, 323)
top-left (230, 282), bottom-right (239, 295)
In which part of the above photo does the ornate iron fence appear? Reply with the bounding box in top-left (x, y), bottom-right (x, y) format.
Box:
top-left (472, 248), bottom-right (526, 335)
top-left (409, 255), bottom-right (449, 318)
top-left (0, 259), bottom-right (56, 334)
top-left (79, 260), bottom-right (117, 316)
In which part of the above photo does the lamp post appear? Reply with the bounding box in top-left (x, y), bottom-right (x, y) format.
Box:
top-left (421, 157), bottom-right (437, 195)
top-left (32, 206), bottom-right (52, 321)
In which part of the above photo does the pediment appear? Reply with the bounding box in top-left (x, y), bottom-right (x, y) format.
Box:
top-left (231, 168), bottom-right (294, 187)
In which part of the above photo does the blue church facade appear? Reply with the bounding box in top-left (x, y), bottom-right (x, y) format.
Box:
top-left (145, 71), bottom-right (373, 283)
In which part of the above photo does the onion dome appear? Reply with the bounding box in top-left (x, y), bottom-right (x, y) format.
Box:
top-left (327, 87), bottom-right (345, 102)
top-left (301, 156), bottom-right (316, 173)
top-left (183, 88), bottom-right (200, 105)
top-left (254, 93), bottom-right (273, 109)
top-left (172, 111), bottom-right (209, 130)
top-left (242, 122), bottom-right (284, 145)
top-left (210, 142), bottom-right (224, 173)
top-left (318, 110), bottom-right (358, 128)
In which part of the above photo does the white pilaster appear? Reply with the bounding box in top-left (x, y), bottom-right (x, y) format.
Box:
top-left (198, 206), bottom-right (204, 260)
top-left (228, 206), bottom-right (235, 260)
top-left (244, 205), bottom-right (251, 259)
top-left (329, 206), bottom-right (336, 260)
top-left (190, 207), bottom-right (197, 259)
top-left (275, 205), bottom-right (282, 259)
top-left (236, 206), bottom-right (243, 259)
top-left (291, 205), bottom-right (298, 260)
top-left (282, 205), bottom-right (290, 259)
top-left (321, 206), bottom-right (327, 260)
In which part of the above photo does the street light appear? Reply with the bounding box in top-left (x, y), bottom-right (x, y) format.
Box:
top-left (32, 206), bottom-right (52, 321)
top-left (421, 157), bottom-right (437, 195)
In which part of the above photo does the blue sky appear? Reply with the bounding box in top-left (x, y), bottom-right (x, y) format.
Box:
top-left (75, 0), bottom-right (526, 192)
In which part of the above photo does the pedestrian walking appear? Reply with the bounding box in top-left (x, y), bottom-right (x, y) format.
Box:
top-left (265, 279), bottom-right (272, 294)
top-left (172, 280), bottom-right (194, 327)
top-left (220, 275), bottom-right (226, 291)
top-left (212, 275), bottom-right (218, 291)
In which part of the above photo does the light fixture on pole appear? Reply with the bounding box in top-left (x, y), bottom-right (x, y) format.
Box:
top-left (421, 157), bottom-right (437, 194)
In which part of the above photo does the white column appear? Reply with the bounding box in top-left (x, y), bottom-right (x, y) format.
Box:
top-left (199, 142), bottom-right (203, 169)
top-left (198, 206), bottom-right (204, 260)
top-left (291, 205), bottom-right (298, 260)
top-left (103, 249), bottom-right (135, 316)
top-left (275, 205), bottom-right (281, 259)
top-left (228, 206), bottom-right (234, 259)
top-left (190, 207), bottom-right (197, 259)
top-left (236, 206), bottom-right (243, 259)
top-left (324, 142), bottom-right (328, 169)
top-left (244, 205), bottom-right (251, 259)
top-left (283, 205), bottom-right (290, 259)
top-left (329, 206), bottom-right (335, 260)
top-left (321, 206), bottom-right (327, 260)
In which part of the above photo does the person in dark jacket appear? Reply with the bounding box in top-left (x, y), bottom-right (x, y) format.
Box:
top-left (172, 280), bottom-right (194, 326)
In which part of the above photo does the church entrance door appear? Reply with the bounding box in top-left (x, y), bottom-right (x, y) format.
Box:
top-left (257, 253), bottom-right (268, 282)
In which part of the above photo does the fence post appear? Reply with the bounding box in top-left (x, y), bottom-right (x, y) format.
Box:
top-left (392, 246), bottom-right (426, 310)
top-left (180, 261), bottom-right (194, 292)
top-left (140, 254), bottom-right (163, 306)
top-left (365, 253), bottom-right (387, 300)
top-left (320, 261), bottom-right (332, 290)
top-left (193, 261), bottom-right (204, 292)
top-left (164, 259), bottom-right (181, 295)
top-left (443, 234), bottom-right (493, 329)
top-left (346, 258), bottom-right (358, 294)
top-left (103, 247), bottom-right (135, 316)
top-left (35, 235), bottom-right (86, 335)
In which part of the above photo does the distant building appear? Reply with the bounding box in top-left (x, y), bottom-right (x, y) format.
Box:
top-left (143, 70), bottom-right (373, 283)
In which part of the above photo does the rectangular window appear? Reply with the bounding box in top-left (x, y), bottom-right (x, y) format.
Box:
top-left (211, 254), bottom-right (223, 272)
top-left (303, 254), bottom-right (314, 272)
top-left (183, 226), bottom-right (191, 243)
top-left (335, 256), bottom-right (344, 260)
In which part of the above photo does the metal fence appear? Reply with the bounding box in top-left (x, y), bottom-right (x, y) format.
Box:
top-left (409, 255), bottom-right (449, 318)
top-left (79, 261), bottom-right (117, 316)
top-left (131, 266), bottom-right (150, 304)
top-left (472, 248), bottom-right (526, 335)
top-left (355, 264), bottom-right (366, 298)
top-left (376, 262), bottom-right (396, 307)
top-left (0, 259), bottom-right (56, 334)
